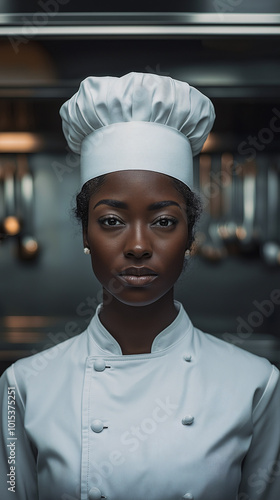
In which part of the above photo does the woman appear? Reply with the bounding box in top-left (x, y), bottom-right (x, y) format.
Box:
top-left (0, 73), bottom-right (279, 500)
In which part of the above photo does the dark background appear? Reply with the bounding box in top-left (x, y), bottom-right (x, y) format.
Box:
top-left (0, 2), bottom-right (280, 373)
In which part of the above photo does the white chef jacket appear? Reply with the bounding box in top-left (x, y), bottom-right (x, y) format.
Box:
top-left (0, 301), bottom-right (279, 500)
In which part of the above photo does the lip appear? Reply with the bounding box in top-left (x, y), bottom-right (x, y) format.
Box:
top-left (117, 275), bottom-right (158, 287)
top-left (117, 267), bottom-right (158, 287)
top-left (119, 267), bottom-right (158, 277)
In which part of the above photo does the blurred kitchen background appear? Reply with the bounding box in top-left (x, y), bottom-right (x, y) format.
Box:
top-left (0, 0), bottom-right (280, 374)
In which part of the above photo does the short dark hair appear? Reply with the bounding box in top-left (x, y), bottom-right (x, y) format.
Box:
top-left (74, 174), bottom-right (202, 249)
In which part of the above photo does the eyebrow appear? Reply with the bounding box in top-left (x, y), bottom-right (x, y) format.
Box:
top-left (93, 199), bottom-right (181, 210)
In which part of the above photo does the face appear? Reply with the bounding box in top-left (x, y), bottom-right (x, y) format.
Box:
top-left (83, 170), bottom-right (189, 307)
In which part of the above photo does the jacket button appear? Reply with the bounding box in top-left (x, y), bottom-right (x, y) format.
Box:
top-left (184, 355), bottom-right (192, 362)
top-left (182, 415), bottom-right (194, 425)
top-left (94, 359), bottom-right (106, 372)
top-left (89, 487), bottom-right (102, 499)
top-left (182, 494), bottom-right (194, 500)
top-left (91, 420), bottom-right (105, 433)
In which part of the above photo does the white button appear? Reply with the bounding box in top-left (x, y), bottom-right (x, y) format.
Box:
top-left (184, 355), bottom-right (192, 362)
top-left (94, 359), bottom-right (106, 372)
top-left (91, 420), bottom-right (105, 433)
top-left (182, 493), bottom-right (194, 500)
top-left (89, 487), bottom-right (102, 499)
top-left (182, 415), bottom-right (194, 425)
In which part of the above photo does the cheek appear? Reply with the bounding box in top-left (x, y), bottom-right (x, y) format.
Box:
top-left (90, 243), bottom-right (110, 268)
top-left (156, 241), bottom-right (186, 279)
top-left (157, 230), bottom-right (188, 260)
top-left (88, 234), bottom-right (119, 280)
top-left (88, 230), bottom-right (113, 256)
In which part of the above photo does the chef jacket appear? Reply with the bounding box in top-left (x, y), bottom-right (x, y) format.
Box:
top-left (0, 301), bottom-right (280, 500)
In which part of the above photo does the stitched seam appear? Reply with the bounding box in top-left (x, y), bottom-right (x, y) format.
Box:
top-left (253, 366), bottom-right (277, 415)
top-left (11, 363), bottom-right (25, 410)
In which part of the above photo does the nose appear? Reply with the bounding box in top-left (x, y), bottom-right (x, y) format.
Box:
top-left (123, 222), bottom-right (152, 259)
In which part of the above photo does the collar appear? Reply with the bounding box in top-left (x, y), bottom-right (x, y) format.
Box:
top-left (87, 301), bottom-right (193, 356)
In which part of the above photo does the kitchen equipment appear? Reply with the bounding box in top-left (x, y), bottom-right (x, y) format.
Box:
top-left (261, 164), bottom-right (280, 265)
top-left (197, 154), bottom-right (227, 261)
top-left (1, 158), bottom-right (21, 238)
top-left (216, 153), bottom-right (240, 252)
top-left (16, 154), bottom-right (39, 261)
top-left (236, 161), bottom-right (259, 255)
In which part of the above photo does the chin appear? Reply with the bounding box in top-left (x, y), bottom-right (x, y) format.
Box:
top-left (108, 288), bottom-right (173, 308)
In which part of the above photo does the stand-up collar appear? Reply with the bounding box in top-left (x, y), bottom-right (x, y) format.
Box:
top-left (87, 301), bottom-right (193, 356)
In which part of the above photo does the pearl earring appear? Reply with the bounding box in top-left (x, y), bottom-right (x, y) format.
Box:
top-left (185, 249), bottom-right (190, 257)
top-left (84, 247), bottom-right (91, 255)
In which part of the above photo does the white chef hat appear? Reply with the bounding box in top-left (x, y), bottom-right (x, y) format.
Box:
top-left (60, 72), bottom-right (215, 189)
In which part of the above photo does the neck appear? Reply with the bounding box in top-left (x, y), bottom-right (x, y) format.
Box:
top-left (98, 290), bottom-right (178, 355)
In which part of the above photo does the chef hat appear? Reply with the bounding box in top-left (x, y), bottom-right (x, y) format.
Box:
top-left (60, 72), bottom-right (215, 189)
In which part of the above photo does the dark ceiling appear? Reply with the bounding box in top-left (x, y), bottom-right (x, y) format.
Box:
top-left (0, 0), bottom-right (280, 13)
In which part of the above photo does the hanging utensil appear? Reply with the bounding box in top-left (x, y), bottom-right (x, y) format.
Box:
top-left (197, 154), bottom-right (227, 261)
top-left (1, 157), bottom-right (21, 238)
top-left (216, 153), bottom-right (240, 253)
top-left (261, 163), bottom-right (280, 265)
top-left (0, 162), bottom-right (6, 241)
top-left (16, 154), bottom-right (39, 261)
top-left (236, 161), bottom-right (259, 256)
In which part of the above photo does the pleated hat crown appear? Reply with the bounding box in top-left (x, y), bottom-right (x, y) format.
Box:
top-left (60, 72), bottom-right (215, 188)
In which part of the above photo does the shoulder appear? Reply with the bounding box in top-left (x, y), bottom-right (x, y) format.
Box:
top-left (1, 329), bottom-right (89, 407)
top-left (193, 326), bottom-right (279, 406)
top-left (179, 303), bottom-right (275, 381)
top-left (195, 326), bottom-right (272, 370)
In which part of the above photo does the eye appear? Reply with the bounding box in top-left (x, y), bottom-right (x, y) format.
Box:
top-left (99, 216), bottom-right (124, 227)
top-left (153, 217), bottom-right (178, 228)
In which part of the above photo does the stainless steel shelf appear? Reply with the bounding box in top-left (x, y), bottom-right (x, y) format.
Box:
top-left (0, 13), bottom-right (280, 37)
top-left (0, 85), bottom-right (280, 100)
top-left (1, 13), bottom-right (280, 25)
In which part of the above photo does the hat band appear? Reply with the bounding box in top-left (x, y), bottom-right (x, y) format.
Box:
top-left (80, 121), bottom-right (193, 189)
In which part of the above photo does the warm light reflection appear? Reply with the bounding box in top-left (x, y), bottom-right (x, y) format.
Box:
top-left (201, 132), bottom-right (221, 152)
top-left (2, 332), bottom-right (42, 343)
top-left (22, 237), bottom-right (39, 254)
top-left (3, 316), bottom-right (57, 328)
top-left (199, 154), bottom-right (211, 188)
top-left (3, 215), bottom-right (21, 235)
top-left (0, 132), bottom-right (43, 152)
top-left (236, 227), bottom-right (247, 240)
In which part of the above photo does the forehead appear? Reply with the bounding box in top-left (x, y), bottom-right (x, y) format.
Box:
top-left (90, 170), bottom-right (182, 201)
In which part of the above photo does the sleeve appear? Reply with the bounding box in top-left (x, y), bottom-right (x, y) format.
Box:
top-left (238, 364), bottom-right (280, 500)
top-left (0, 365), bottom-right (39, 500)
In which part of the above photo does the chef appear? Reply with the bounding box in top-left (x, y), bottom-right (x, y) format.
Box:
top-left (0, 72), bottom-right (279, 500)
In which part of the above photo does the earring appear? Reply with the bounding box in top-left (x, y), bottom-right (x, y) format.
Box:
top-left (185, 249), bottom-right (190, 257)
top-left (84, 247), bottom-right (91, 255)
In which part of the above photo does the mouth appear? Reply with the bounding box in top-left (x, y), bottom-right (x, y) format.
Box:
top-left (119, 267), bottom-right (157, 277)
top-left (117, 267), bottom-right (158, 287)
